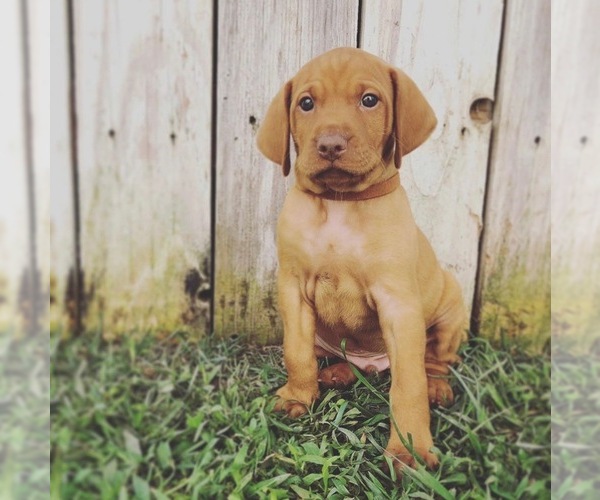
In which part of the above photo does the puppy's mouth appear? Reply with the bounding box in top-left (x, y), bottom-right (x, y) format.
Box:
top-left (312, 167), bottom-right (363, 188)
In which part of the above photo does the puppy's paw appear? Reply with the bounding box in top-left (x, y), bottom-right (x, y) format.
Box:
top-left (274, 384), bottom-right (319, 418)
top-left (318, 363), bottom-right (358, 389)
top-left (427, 377), bottom-right (454, 407)
top-left (385, 444), bottom-right (439, 477)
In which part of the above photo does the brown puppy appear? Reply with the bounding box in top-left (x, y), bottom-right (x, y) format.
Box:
top-left (257, 47), bottom-right (467, 472)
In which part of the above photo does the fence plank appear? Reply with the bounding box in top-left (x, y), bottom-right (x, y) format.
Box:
top-left (50, 0), bottom-right (75, 333)
top-left (214, 1), bottom-right (360, 343)
top-left (75, 0), bottom-right (213, 338)
top-left (551, 0), bottom-right (600, 349)
top-left (475, 0), bottom-right (550, 350)
top-left (29, 0), bottom-right (51, 335)
top-left (0, 0), bottom-right (28, 333)
top-left (361, 0), bottom-right (504, 316)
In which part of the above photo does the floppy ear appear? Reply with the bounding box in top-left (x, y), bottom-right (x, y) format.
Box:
top-left (390, 69), bottom-right (437, 168)
top-left (256, 81), bottom-right (292, 176)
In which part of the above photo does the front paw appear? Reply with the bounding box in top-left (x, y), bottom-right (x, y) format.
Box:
top-left (274, 383), bottom-right (319, 418)
top-left (385, 443), bottom-right (439, 476)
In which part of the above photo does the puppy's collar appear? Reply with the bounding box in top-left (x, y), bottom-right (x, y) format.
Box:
top-left (314, 173), bottom-right (400, 201)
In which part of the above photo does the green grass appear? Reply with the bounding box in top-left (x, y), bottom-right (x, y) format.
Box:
top-left (0, 333), bottom-right (50, 500)
top-left (551, 346), bottom-right (600, 498)
top-left (50, 333), bottom-right (550, 499)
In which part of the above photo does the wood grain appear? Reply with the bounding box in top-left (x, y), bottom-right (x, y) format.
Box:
top-left (475, 0), bottom-right (551, 350)
top-left (551, 0), bottom-right (600, 349)
top-left (29, 0), bottom-right (51, 335)
top-left (214, 0), bottom-right (360, 343)
top-left (0, 0), bottom-right (49, 336)
top-left (74, 0), bottom-right (213, 337)
top-left (50, 0), bottom-right (75, 333)
top-left (0, 0), bottom-right (28, 333)
top-left (361, 0), bottom-right (504, 314)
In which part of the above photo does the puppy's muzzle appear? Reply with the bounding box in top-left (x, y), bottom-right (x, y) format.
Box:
top-left (317, 133), bottom-right (347, 161)
top-left (313, 167), bottom-right (360, 184)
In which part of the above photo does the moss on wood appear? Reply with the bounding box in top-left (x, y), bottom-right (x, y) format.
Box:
top-left (479, 257), bottom-right (550, 353)
top-left (214, 272), bottom-right (281, 344)
top-left (65, 250), bottom-right (212, 340)
top-left (552, 271), bottom-right (600, 353)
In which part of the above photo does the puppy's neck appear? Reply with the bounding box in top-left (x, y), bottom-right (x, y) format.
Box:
top-left (309, 172), bottom-right (400, 202)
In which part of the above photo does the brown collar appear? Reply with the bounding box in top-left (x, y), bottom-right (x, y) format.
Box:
top-left (314, 173), bottom-right (400, 201)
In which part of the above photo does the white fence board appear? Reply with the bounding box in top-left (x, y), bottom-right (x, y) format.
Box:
top-left (75, 0), bottom-right (213, 337)
top-left (0, 0), bottom-right (28, 332)
top-left (476, 0), bottom-right (551, 350)
top-left (551, 0), bottom-right (600, 347)
top-left (361, 0), bottom-right (504, 314)
top-left (29, 0), bottom-right (51, 334)
top-left (50, 0), bottom-right (75, 332)
top-left (214, 1), bottom-right (360, 342)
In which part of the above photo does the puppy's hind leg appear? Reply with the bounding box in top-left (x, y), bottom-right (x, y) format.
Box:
top-left (318, 362), bottom-right (358, 389)
top-left (426, 272), bottom-right (467, 407)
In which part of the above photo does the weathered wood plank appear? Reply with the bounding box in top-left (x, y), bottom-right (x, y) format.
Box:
top-left (0, 0), bottom-right (48, 336)
top-left (28, 0), bottom-right (51, 335)
top-left (0, 0), bottom-right (28, 333)
top-left (50, 0), bottom-right (75, 333)
top-left (361, 0), bottom-right (504, 315)
top-left (474, 0), bottom-right (551, 351)
top-left (214, 1), bottom-right (360, 343)
top-left (551, 0), bottom-right (600, 350)
top-left (75, 0), bottom-right (213, 337)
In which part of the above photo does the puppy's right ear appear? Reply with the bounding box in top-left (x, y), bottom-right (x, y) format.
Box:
top-left (256, 81), bottom-right (292, 176)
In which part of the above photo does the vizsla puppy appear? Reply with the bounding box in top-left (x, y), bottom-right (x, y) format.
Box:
top-left (256, 47), bottom-right (467, 473)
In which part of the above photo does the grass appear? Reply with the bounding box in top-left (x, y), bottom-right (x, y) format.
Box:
top-left (551, 345), bottom-right (600, 498)
top-left (50, 332), bottom-right (551, 499)
top-left (0, 332), bottom-right (50, 500)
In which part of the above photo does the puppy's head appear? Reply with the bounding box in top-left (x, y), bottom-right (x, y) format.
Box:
top-left (257, 47), bottom-right (437, 194)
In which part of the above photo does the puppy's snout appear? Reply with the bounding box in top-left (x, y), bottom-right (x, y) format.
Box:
top-left (317, 133), bottom-right (347, 161)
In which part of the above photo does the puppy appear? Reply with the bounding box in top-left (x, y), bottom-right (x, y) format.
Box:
top-left (256, 47), bottom-right (466, 472)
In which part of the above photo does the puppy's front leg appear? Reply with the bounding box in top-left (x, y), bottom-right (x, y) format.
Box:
top-left (378, 299), bottom-right (439, 472)
top-left (274, 272), bottom-right (320, 418)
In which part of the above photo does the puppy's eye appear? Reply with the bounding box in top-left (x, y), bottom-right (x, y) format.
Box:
top-left (361, 94), bottom-right (379, 108)
top-left (299, 96), bottom-right (315, 112)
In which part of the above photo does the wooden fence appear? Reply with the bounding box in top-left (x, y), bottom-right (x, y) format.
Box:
top-left (2, 0), bottom-right (563, 350)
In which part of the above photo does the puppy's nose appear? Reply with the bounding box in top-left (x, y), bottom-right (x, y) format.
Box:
top-left (317, 133), bottom-right (347, 161)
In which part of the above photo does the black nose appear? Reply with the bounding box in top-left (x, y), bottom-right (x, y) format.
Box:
top-left (317, 133), bottom-right (347, 161)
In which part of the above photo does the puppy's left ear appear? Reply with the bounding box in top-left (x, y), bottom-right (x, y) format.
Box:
top-left (390, 69), bottom-right (437, 168)
top-left (256, 81), bottom-right (292, 176)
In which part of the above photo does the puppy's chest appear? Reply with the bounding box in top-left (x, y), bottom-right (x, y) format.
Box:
top-left (293, 211), bottom-right (376, 331)
top-left (297, 209), bottom-right (366, 271)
